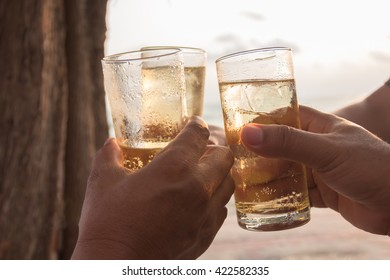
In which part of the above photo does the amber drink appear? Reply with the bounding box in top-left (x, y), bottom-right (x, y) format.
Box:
top-left (142, 46), bottom-right (206, 117)
top-left (102, 49), bottom-right (187, 170)
top-left (184, 65), bottom-right (206, 116)
top-left (216, 48), bottom-right (310, 231)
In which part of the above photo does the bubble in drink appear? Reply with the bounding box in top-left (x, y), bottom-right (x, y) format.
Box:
top-left (119, 144), bottom-right (162, 170)
top-left (102, 49), bottom-right (186, 172)
top-left (108, 66), bottom-right (186, 170)
top-left (219, 79), bottom-right (310, 231)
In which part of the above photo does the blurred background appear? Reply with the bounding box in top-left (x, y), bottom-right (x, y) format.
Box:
top-left (105, 0), bottom-right (390, 259)
top-left (105, 0), bottom-right (390, 126)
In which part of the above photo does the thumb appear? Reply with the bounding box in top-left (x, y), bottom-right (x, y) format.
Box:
top-left (240, 123), bottom-right (337, 171)
top-left (94, 138), bottom-right (124, 167)
top-left (89, 138), bottom-right (126, 184)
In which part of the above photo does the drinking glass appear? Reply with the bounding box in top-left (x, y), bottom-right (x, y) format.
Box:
top-left (102, 48), bottom-right (187, 170)
top-left (142, 46), bottom-right (206, 117)
top-left (216, 47), bottom-right (310, 231)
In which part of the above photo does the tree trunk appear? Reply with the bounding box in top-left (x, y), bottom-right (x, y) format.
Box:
top-left (62, 0), bottom-right (108, 259)
top-left (0, 0), bottom-right (108, 259)
top-left (0, 0), bottom-right (68, 259)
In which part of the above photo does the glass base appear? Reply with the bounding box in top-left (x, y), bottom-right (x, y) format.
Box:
top-left (236, 206), bottom-right (310, 231)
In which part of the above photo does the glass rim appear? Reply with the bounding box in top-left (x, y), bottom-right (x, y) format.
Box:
top-left (215, 47), bottom-right (291, 63)
top-left (141, 45), bottom-right (206, 54)
top-left (102, 48), bottom-right (182, 63)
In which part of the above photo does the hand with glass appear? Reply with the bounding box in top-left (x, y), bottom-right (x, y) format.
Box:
top-left (73, 47), bottom-right (235, 260)
top-left (241, 102), bottom-right (390, 236)
top-left (72, 117), bottom-right (234, 259)
top-left (73, 45), bottom-right (390, 259)
top-left (216, 47), bottom-right (310, 231)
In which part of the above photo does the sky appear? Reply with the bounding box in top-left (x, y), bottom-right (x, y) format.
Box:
top-left (105, 0), bottom-right (390, 125)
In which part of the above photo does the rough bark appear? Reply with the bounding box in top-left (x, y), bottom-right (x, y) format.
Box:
top-left (62, 0), bottom-right (108, 259)
top-left (0, 0), bottom-right (67, 259)
top-left (0, 0), bottom-right (108, 259)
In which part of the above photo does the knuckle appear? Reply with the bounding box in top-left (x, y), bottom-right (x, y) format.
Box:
top-left (207, 145), bottom-right (234, 166)
top-left (152, 146), bottom-right (195, 177)
top-left (186, 120), bottom-right (210, 141)
top-left (159, 153), bottom-right (193, 179)
top-left (160, 172), bottom-right (208, 203)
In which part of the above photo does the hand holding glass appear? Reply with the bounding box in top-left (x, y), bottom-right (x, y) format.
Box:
top-left (216, 47), bottom-right (310, 231)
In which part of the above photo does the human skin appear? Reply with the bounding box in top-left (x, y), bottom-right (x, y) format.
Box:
top-left (72, 117), bottom-right (234, 259)
top-left (334, 84), bottom-right (390, 143)
top-left (240, 106), bottom-right (390, 236)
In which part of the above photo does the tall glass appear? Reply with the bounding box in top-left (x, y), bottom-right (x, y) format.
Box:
top-left (216, 47), bottom-right (310, 231)
top-left (142, 46), bottom-right (206, 117)
top-left (102, 48), bottom-right (187, 170)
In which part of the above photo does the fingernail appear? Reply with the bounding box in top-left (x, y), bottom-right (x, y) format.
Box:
top-left (241, 124), bottom-right (263, 147)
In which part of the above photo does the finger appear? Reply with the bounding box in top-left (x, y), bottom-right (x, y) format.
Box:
top-left (312, 172), bottom-right (340, 211)
top-left (88, 138), bottom-right (128, 184)
top-left (198, 206), bottom-right (228, 250)
top-left (156, 116), bottom-right (210, 164)
top-left (209, 174), bottom-right (235, 210)
top-left (91, 138), bottom-right (124, 169)
top-left (197, 206), bottom-right (229, 250)
top-left (240, 123), bottom-right (339, 172)
top-left (305, 167), bottom-right (327, 207)
top-left (309, 188), bottom-right (327, 208)
top-left (177, 206), bottom-right (228, 260)
top-left (338, 198), bottom-right (390, 235)
top-left (298, 105), bottom-right (339, 133)
top-left (197, 145), bottom-right (234, 196)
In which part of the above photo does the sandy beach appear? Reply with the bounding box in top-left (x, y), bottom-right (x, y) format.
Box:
top-left (199, 199), bottom-right (390, 260)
